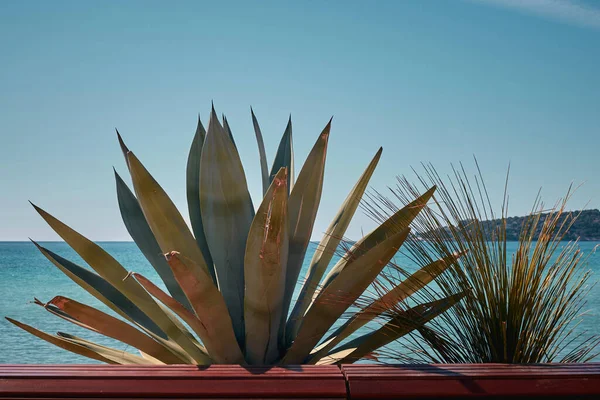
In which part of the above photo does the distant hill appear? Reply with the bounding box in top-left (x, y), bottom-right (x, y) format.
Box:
top-left (424, 209), bottom-right (600, 241)
top-left (501, 209), bottom-right (600, 241)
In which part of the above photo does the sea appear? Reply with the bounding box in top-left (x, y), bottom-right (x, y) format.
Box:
top-left (1, 241), bottom-right (599, 364)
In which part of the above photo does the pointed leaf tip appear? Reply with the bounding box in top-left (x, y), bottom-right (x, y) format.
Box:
top-left (209, 106), bottom-right (220, 126)
top-left (321, 118), bottom-right (333, 138)
top-left (251, 107), bottom-right (270, 196)
top-left (30, 202), bottom-right (43, 214)
top-left (116, 130), bottom-right (130, 166)
top-left (116, 130), bottom-right (129, 151)
top-left (29, 239), bottom-right (44, 252)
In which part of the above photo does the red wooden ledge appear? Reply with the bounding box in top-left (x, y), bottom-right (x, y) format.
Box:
top-left (341, 363), bottom-right (600, 399)
top-left (0, 365), bottom-right (346, 399)
top-left (2, 364), bottom-right (600, 399)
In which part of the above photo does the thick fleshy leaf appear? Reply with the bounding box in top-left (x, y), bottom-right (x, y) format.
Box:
top-left (6, 318), bottom-right (116, 364)
top-left (281, 228), bottom-right (410, 364)
top-left (165, 252), bottom-right (245, 364)
top-left (56, 332), bottom-right (155, 365)
top-left (332, 293), bottom-right (466, 364)
top-left (200, 108), bottom-right (255, 346)
top-left (318, 186), bottom-right (436, 292)
top-left (32, 243), bottom-right (194, 364)
top-left (34, 298), bottom-right (83, 326)
top-left (127, 152), bottom-right (213, 284)
top-left (45, 296), bottom-right (185, 365)
top-left (287, 147), bottom-right (382, 341)
top-left (116, 129), bottom-right (130, 166)
top-left (281, 120), bottom-right (330, 346)
top-left (32, 241), bottom-right (164, 337)
top-left (139, 351), bottom-right (162, 363)
top-left (244, 167), bottom-right (289, 364)
top-left (129, 273), bottom-right (218, 359)
top-left (158, 302), bottom-right (204, 349)
top-left (222, 115), bottom-right (237, 149)
top-left (308, 252), bottom-right (464, 362)
top-left (30, 206), bottom-right (209, 364)
top-left (43, 297), bottom-right (200, 359)
top-left (115, 170), bottom-right (192, 310)
top-left (269, 116), bottom-right (294, 194)
top-left (250, 107), bottom-right (270, 195)
top-left (186, 116), bottom-right (215, 282)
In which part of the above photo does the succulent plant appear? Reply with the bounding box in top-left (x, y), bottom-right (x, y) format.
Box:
top-left (7, 106), bottom-right (461, 365)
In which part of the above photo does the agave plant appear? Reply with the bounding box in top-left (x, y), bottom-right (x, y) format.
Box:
top-left (363, 162), bottom-right (599, 363)
top-left (6, 106), bottom-right (462, 365)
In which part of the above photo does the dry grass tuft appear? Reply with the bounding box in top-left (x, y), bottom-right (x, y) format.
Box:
top-left (362, 161), bottom-right (599, 363)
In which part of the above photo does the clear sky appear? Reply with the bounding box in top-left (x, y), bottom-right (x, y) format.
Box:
top-left (1, 0), bottom-right (599, 241)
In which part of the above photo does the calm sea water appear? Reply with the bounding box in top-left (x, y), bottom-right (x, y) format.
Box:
top-left (1, 241), bottom-right (599, 364)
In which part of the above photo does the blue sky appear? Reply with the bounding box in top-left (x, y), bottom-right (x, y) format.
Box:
top-left (1, 0), bottom-right (599, 241)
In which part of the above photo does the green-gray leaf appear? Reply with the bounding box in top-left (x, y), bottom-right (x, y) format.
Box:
top-left (287, 147), bottom-right (382, 342)
top-left (32, 241), bottom-right (166, 339)
top-left (244, 167), bottom-right (289, 364)
top-left (186, 116), bottom-right (216, 283)
top-left (269, 116), bottom-right (294, 195)
top-left (115, 170), bottom-right (192, 311)
top-left (200, 106), bottom-right (255, 347)
top-left (251, 107), bottom-right (270, 195)
top-left (333, 292), bottom-right (466, 364)
top-left (281, 119), bottom-right (330, 348)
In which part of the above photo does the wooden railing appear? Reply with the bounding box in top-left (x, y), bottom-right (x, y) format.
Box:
top-left (1, 363), bottom-right (599, 399)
